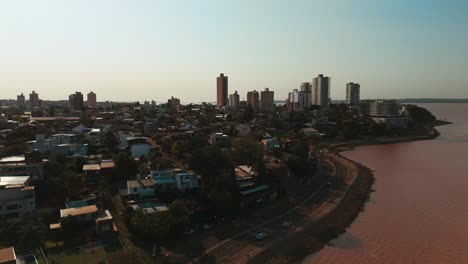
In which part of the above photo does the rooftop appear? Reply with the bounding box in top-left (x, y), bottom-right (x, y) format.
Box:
top-left (60, 205), bottom-right (98, 218)
top-left (96, 210), bottom-right (113, 222)
top-left (128, 178), bottom-right (156, 188)
top-left (100, 160), bottom-right (116, 169)
top-left (0, 155), bottom-right (25, 163)
top-left (83, 164), bottom-right (101, 171)
top-left (0, 176), bottom-right (30, 187)
top-left (0, 247), bottom-right (16, 263)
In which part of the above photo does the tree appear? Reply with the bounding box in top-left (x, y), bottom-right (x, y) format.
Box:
top-left (171, 140), bottom-right (187, 159)
top-left (190, 145), bottom-right (238, 215)
top-left (231, 137), bottom-right (263, 166)
top-left (113, 152), bottom-right (138, 180)
top-left (169, 201), bottom-right (190, 235)
top-left (62, 171), bottom-right (84, 198)
top-left (406, 105), bottom-right (436, 125)
top-left (241, 105), bottom-right (254, 123)
top-left (103, 130), bottom-right (118, 150)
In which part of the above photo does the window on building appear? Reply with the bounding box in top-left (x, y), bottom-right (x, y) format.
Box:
top-left (101, 224), bottom-right (111, 232)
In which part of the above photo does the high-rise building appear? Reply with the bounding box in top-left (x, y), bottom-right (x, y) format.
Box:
top-left (217, 73), bottom-right (228, 107)
top-left (247, 90), bottom-right (260, 113)
top-left (229, 91), bottom-right (240, 113)
top-left (87, 91), bottom-right (97, 109)
top-left (346, 82), bottom-right (360, 106)
top-left (69, 92), bottom-right (84, 111)
top-left (288, 89), bottom-right (308, 111)
top-left (300, 82), bottom-right (312, 109)
top-left (29, 91), bottom-right (39, 109)
top-left (312, 74), bottom-right (330, 107)
top-left (17, 93), bottom-right (25, 109)
top-left (168, 96), bottom-right (180, 108)
top-left (260, 88), bottom-right (274, 112)
top-left (359, 99), bottom-right (400, 116)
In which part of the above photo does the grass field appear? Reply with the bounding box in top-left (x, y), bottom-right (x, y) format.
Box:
top-left (47, 246), bottom-right (108, 264)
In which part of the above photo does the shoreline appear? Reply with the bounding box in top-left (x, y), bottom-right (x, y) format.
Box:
top-left (247, 127), bottom-right (447, 263)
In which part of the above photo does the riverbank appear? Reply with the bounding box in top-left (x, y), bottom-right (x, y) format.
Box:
top-left (247, 125), bottom-right (451, 263)
top-left (247, 152), bottom-right (374, 263)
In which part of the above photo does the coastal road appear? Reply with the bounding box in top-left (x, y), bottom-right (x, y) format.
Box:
top-left (189, 152), bottom-right (358, 264)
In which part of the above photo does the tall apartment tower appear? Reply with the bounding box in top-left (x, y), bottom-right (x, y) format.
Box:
top-left (312, 74), bottom-right (330, 107)
top-left (17, 93), bottom-right (25, 109)
top-left (229, 91), bottom-right (240, 112)
top-left (29, 91), bottom-right (39, 109)
top-left (260, 88), bottom-right (274, 112)
top-left (87, 91), bottom-right (97, 109)
top-left (247, 90), bottom-right (260, 113)
top-left (300, 82), bottom-right (312, 108)
top-left (69, 92), bottom-right (84, 111)
top-left (346, 82), bottom-right (360, 106)
top-left (217, 73), bottom-right (228, 107)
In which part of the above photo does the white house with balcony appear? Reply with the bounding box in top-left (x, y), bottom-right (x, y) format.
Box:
top-left (0, 176), bottom-right (35, 220)
top-left (174, 169), bottom-right (199, 191)
top-left (126, 175), bottom-right (156, 198)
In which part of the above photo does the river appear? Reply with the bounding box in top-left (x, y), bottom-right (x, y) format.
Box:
top-left (304, 103), bottom-right (468, 264)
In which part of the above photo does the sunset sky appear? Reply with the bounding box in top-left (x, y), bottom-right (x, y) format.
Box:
top-left (0, 0), bottom-right (467, 102)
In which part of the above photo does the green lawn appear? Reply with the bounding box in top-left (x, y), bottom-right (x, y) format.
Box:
top-left (47, 246), bottom-right (107, 264)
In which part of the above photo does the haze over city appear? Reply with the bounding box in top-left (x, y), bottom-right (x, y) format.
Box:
top-left (1, 0), bottom-right (467, 102)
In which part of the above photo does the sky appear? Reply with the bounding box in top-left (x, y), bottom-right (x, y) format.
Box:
top-left (0, 0), bottom-right (467, 103)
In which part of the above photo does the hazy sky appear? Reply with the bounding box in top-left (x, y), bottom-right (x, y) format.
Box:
top-left (1, 0), bottom-right (467, 102)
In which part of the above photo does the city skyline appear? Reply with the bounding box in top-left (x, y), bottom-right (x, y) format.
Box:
top-left (0, 0), bottom-right (467, 102)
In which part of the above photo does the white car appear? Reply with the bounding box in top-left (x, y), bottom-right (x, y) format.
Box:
top-left (255, 232), bottom-right (267, 240)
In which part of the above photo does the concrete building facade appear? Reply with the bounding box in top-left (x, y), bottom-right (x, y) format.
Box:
top-left (247, 90), bottom-right (260, 113)
top-left (217, 73), bottom-right (228, 107)
top-left (346, 82), bottom-right (360, 106)
top-left (312, 74), bottom-right (330, 107)
top-left (87, 91), bottom-right (97, 109)
top-left (260, 88), bottom-right (274, 112)
top-left (229, 91), bottom-right (240, 112)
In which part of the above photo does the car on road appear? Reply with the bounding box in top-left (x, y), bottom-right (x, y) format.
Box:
top-left (255, 232), bottom-right (268, 240)
top-left (281, 221), bottom-right (292, 228)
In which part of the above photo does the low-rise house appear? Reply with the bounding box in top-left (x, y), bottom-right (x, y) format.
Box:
top-left (0, 153), bottom-right (43, 181)
top-left (128, 201), bottom-right (169, 215)
top-left (0, 247), bottom-right (16, 264)
top-left (131, 143), bottom-right (153, 158)
top-left (372, 116), bottom-right (409, 128)
top-left (95, 210), bottom-right (117, 237)
top-left (261, 138), bottom-right (280, 151)
top-left (174, 169), bottom-right (199, 191)
top-left (151, 169), bottom-right (176, 192)
top-left (50, 143), bottom-right (88, 156)
top-left (234, 166), bottom-right (271, 210)
top-left (209, 132), bottom-right (229, 146)
top-left (56, 205), bottom-right (117, 237)
top-left (127, 175), bottom-right (156, 199)
top-left (0, 176), bottom-right (35, 220)
top-left (151, 169), bottom-right (199, 192)
top-left (83, 164), bottom-right (101, 184)
top-left (27, 133), bottom-right (87, 156)
top-left (86, 128), bottom-right (102, 144)
top-left (60, 205), bottom-right (98, 222)
top-left (100, 160), bottom-right (116, 180)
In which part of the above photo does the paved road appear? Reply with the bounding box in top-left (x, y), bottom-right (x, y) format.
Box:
top-left (189, 153), bottom-right (357, 264)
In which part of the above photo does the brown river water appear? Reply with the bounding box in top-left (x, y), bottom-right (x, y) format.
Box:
top-left (304, 103), bottom-right (468, 264)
